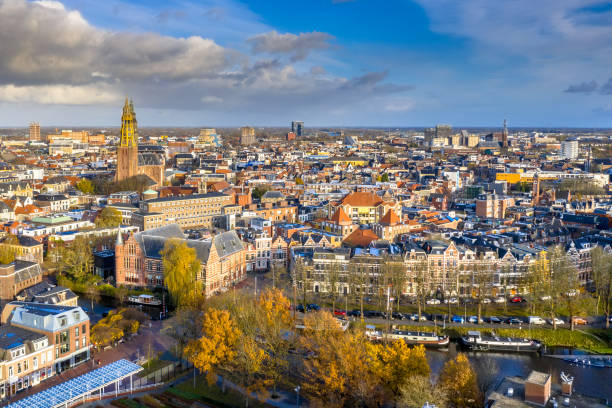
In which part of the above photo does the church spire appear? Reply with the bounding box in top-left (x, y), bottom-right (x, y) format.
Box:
top-left (119, 97), bottom-right (138, 148)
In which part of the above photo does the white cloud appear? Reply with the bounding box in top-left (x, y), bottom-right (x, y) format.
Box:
top-left (385, 98), bottom-right (414, 112)
top-left (0, 84), bottom-right (120, 104)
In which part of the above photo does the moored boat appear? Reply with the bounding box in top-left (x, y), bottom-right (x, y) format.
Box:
top-left (127, 294), bottom-right (162, 306)
top-left (365, 326), bottom-right (449, 348)
top-left (460, 330), bottom-right (540, 353)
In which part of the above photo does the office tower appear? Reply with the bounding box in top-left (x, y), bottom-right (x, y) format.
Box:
top-left (29, 122), bottom-right (40, 141)
top-left (240, 126), bottom-right (255, 145)
top-left (501, 119), bottom-right (509, 148)
top-left (561, 140), bottom-right (579, 159)
top-left (116, 98), bottom-right (139, 181)
top-left (435, 124), bottom-right (452, 139)
top-left (291, 121), bottom-right (304, 137)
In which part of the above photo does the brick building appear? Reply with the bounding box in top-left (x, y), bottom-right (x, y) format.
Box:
top-left (134, 192), bottom-right (233, 231)
top-left (0, 261), bottom-right (42, 301)
top-left (115, 225), bottom-right (247, 297)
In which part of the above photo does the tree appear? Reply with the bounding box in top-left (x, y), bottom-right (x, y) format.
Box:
top-left (163, 308), bottom-right (202, 363)
top-left (251, 186), bottom-right (269, 200)
top-left (368, 342), bottom-right (430, 398)
top-left (85, 285), bottom-right (100, 311)
top-left (439, 353), bottom-right (482, 408)
top-left (302, 331), bottom-right (382, 408)
top-left (0, 244), bottom-right (15, 265)
top-left (63, 236), bottom-right (94, 280)
top-left (380, 173), bottom-right (390, 182)
top-left (95, 207), bottom-right (123, 228)
top-left (185, 308), bottom-right (241, 384)
top-left (327, 261), bottom-right (341, 313)
top-left (76, 178), bottom-right (94, 194)
top-left (413, 259), bottom-right (430, 320)
top-left (231, 335), bottom-right (269, 407)
top-left (255, 288), bottom-right (293, 395)
top-left (161, 238), bottom-right (201, 307)
top-left (469, 256), bottom-right (495, 323)
top-left (115, 285), bottom-right (129, 307)
top-left (398, 375), bottom-right (448, 408)
top-left (592, 247), bottom-right (612, 328)
top-left (549, 246), bottom-right (585, 331)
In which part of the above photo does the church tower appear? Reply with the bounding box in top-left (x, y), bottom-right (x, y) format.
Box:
top-left (116, 98), bottom-right (139, 181)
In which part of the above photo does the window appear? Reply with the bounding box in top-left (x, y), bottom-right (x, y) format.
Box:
top-left (75, 326), bottom-right (79, 337)
top-left (75, 340), bottom-right (79, 350)
top-left (82, 337), bottom-right (86, 348)
top-left (17, 363), bottom-right (22, 374)
top-left (8, 366), bottom-right (13, 377)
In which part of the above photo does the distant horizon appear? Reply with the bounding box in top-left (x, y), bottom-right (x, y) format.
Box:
top-left (2, 125), bottom-right (612, 132)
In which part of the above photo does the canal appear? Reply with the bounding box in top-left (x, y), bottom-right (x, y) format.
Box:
top-left (426, 343), bottom-right (612, 401)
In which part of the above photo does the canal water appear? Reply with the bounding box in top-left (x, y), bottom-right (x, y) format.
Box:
top-left (426, 344), bottom-right (612, 401)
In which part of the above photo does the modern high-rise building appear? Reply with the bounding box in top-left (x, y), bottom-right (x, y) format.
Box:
top-left (561, 140), bottom-right (579, 159)
top-left (291, 121), bottom-right (304, 137)
top-left (116, 98), bottom-right (139, 181)
top-left (29, 122), bottom-right (40, 141)
top-left (240, 126), bottom-right (255, 145)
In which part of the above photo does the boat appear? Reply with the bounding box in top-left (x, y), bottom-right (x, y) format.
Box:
top-left (127, 294), bottom-right (162, 306)
top-left (563, 356), bottom-right (612, 368)
top-left (460, 330), bottom-right (540, 352)
top-left (365, 326), bottom-right (449, 348)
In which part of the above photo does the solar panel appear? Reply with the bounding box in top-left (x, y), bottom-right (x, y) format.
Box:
top-left (6, 359), bottom-right (142, 408)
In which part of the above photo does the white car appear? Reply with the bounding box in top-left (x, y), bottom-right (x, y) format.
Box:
top-left (493, 297), bottom-right (506, 304)
top-left (426, 298), bottom-right (441, 305)
top-left (540, 295), bottom-right (552, 301)
top-left (548, 317), bottom-right (565, 325)
top-left (528, 316), bottom-right (546, 325)
top-left (410, 314), bottom-right (427, 321)
top-left (482, 298), bottom-right (492, 304)
top-left (444, 297), bottom-right (459, 304)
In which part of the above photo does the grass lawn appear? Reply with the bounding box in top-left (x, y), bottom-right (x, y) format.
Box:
top-left (138, 357), bottom-right (169, 376)
top-left (171, 374), bottom-right (272, 408)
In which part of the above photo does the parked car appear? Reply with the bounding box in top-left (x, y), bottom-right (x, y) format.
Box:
top-left (487, 316), bottom-right (502, 324)
top-left (540, 295), bottom-right (552, 301)
top-left (347, 309), bottom-right (361, 317)
top-left (493, 297), bottom-right (506, 304)
top-left (391, 312), bottom-right (404, 320)
top-left (295, 304), bottom-right (305, 313)
top-left (468, 315), bottom-right (483, 324)
top-left (482, 298), bottom-right (492, 304)
top-left (505, 317), bottom-right (523, 325)
top-left (548, 317), bottom-right (565, 325)
top-left (451, 315), bottom-right (465, 323)
top-left (444, 297), bottom-right (459, 304)
top-left (410, 313), bottom-right (427, 321)
top-left (528, 316), bottom-right (546, 325)
top-left (333, 309), bottom-right (347, 317)
top-left (306, 303), bottom-right (320, 312)
top-left (510, 296), bottom-right (526, 303)
top-left (426, 298), bottom-right (441, 305)
top-left (571, 317), bottom-right (588, 325)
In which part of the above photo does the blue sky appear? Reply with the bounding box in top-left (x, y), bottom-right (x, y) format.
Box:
top-left (0, 0), bottom-right (611, 127)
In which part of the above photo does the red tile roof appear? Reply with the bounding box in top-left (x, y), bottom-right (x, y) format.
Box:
top-left (329, 207), bottom-right (352, 225)
top-left (340, 191), bottom-right (384, 207)
top-left (379, 209), bottom-right (400, 225)
top-left (343, 228), bottom-right (379, 248)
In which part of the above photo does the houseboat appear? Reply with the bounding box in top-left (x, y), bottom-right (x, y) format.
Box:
top-left (365, 326), bottom-right (449, 348)
top-left (460, 331), bottom-right (540, 352)
top-left (127, 294), bottom-right (162, 306)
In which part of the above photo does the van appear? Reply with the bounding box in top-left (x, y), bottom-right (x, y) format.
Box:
top-left (528, 316), bottom-right (546, 325)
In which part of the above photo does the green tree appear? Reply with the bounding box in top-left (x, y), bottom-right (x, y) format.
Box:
top-left (592, 247), bottom-right (612, 328)
top-left (380, 173), bottom-right (390, 182)
top-left (161, 238), bottom-right (201, 307)
top-left (64, 236), bottom-right (94, 280)
top-left (76, 178), bottom-right (94, 194)
top-left (95, 207), bottom-right (123, 228)
top-left (251, 186), bottom-right (269, 200)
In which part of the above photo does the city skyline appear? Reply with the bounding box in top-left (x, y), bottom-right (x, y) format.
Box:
top-left (0, 0), bottom-right (612, 127)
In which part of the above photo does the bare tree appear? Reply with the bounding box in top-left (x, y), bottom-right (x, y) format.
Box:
top-left (592, 247), bottom-right (612, 328)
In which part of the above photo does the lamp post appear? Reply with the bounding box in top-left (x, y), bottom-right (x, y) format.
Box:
top-left (294, 385), bottom-right (301, 408)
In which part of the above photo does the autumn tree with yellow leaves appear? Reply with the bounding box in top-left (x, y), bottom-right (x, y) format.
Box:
top-left (185, 308), bottom-right (241, 384)
top-left (439, 353), bottom-right (482, 408)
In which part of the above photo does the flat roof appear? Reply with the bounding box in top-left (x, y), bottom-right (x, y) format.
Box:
top-left (6, 359), bottom-right (142, 408)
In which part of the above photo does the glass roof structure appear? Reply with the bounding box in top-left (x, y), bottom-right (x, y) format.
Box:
top-left (6, 359), bottom-right (142, 408)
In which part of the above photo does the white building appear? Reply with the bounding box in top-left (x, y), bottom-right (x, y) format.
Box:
top-left (561, 140), bottom-right (579, 159)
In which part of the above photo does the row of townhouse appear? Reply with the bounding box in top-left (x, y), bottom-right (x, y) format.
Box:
top-left (0, 302), bottom-right (90, 401)
top-left (292, 240), bottom-right (554, 299)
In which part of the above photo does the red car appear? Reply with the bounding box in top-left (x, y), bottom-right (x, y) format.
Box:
top-left (510, 296), bottom-right (526, 303)
top-left (333, 309), bottom-right (347, 317)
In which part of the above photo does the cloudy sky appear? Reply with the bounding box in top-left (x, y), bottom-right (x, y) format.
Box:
top-left (0, 0), bottom-right (611, 127)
